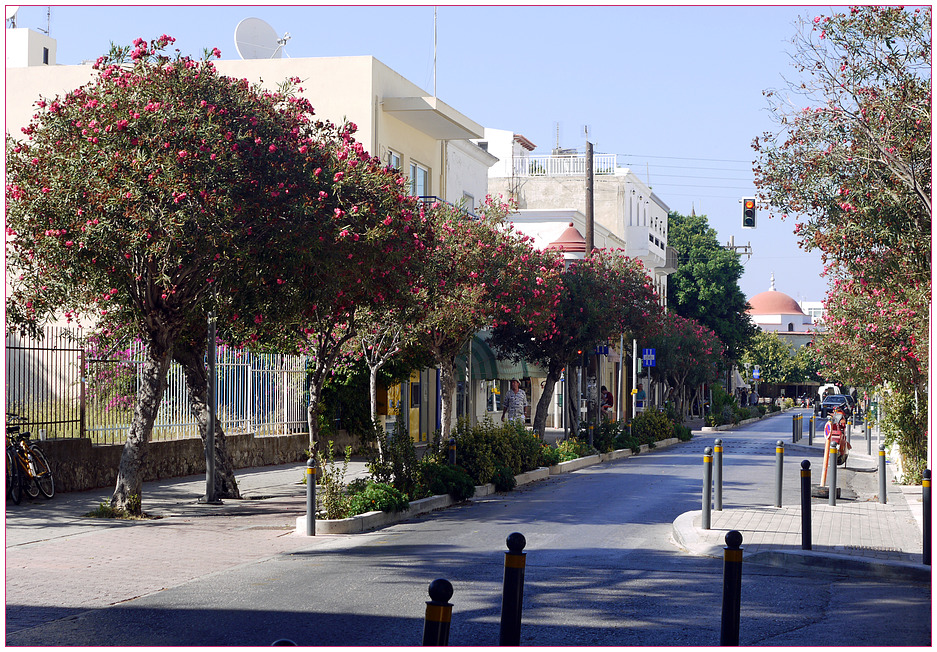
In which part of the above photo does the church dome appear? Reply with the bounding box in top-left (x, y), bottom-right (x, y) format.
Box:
top-left (747, 290), bottom-right (805, 315)
top-left (747, 274), bottom-right (805, 316)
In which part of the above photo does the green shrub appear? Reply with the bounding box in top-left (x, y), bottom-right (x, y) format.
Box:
top-left (631, 407), bottom-right (672, 446)
top-left (418, 461), bottom-right (476, 501)
top-left (673, 423), bottom-right (693, 442)
top-left (540, 443), bottom-right (561, 466)
top-left (367, 418), bottom-right (421, 497)
top-left (316, 440), bottom-right (351, 520)
top-left (346, 482), bottom-right (410, 516)
top-left (492, 465), bottom-right (517, 492)
top-left (555, 437), bottom-right (597, 462)
top-left (591, 420), bottom-right (621, 453)
top-left (450, 418), bottom-right (544, 485)
top-left (614, 423), bottom-right (641, 453)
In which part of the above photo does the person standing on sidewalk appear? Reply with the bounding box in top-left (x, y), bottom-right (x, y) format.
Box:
top-left (502, 379), bottom-right (527, 424)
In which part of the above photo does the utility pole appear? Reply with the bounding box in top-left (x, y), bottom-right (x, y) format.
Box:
top-left (725, 235), bottom-right (753, 260)
top-left (585, 141), bottom-right (594, 254)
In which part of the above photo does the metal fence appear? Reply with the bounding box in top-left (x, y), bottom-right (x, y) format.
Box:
top-left (5, 327), bottom-right (309, 445)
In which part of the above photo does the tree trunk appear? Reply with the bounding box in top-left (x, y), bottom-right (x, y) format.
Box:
top-left (533, 360), bottom-right (564, 436)
top-left (438, 356), bottom-right (458, 440)
top-left (368, 364), bottom-right (384, 458)
top-left (111, 331), bottom-right (173, 515)
top-left (174, 340), bottom-right (241, 499)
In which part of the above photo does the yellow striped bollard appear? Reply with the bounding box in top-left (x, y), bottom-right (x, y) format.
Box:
top-left (422, 579), bottom-right (454, 646)
top-left (499, 532), bottom-right (527, 646)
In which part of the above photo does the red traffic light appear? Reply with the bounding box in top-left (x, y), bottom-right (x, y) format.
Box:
top-left (744, 199), bottom-right (755, 210)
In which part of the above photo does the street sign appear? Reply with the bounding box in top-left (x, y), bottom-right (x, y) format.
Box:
top-left (595, 345), bottom-right (609, 355)
top-left (642, 348), bottom-right (656, 367)
top-left (753, 366), bottom-right (761, 380)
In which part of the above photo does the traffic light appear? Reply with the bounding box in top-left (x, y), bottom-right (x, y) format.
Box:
top-left (742, 198), bottom-right (756, 229)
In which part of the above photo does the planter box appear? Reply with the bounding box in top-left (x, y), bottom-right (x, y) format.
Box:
top-left (549, 454), bottom-right (601, 475)
top-left (296, 439), bottom-right (687, 536)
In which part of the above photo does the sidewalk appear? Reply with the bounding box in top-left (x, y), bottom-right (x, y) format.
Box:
top-left (672, 417), bottom-right (931, 582)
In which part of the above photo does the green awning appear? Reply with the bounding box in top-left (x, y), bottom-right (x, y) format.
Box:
top-left (455, 332), bottom-right (547, 381)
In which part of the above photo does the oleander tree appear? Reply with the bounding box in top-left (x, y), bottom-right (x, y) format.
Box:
top-left (5, 36), bottom-right (360, 513)
top-left (411, 198), bottom-right (565, 440)
top-left (220, 122), bottom-right (428, 452)
top-left (753, 6), bottom-right (930, 471)
top-left (490, 248), bottom-right (661, 434)
top-left (644, 312), bottom-right (724, 419)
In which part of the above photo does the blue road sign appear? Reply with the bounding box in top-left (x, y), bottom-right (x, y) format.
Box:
top-left (642, 348), bottom-right (656, 367)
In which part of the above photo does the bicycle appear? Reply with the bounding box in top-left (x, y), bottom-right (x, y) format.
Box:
top-left (6, 415), bottom-right (54, 504)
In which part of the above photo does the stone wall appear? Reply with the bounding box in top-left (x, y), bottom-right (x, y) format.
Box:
top-left (38, 430), bottom-right (361, 493)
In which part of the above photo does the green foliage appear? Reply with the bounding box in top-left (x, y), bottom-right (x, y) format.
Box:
top-left (315, 440), bottom-right (351, 520)
top-left (367, 420), bottom-right (421, 498)
top-left (492, 465), bottom-right (517, 492)
top-left (449, 418), bottom-right (544, 486)
top-left (554, 438), bottom-right (597, 462)
top-left (880, 388), bottom-right (927, 483)
top-left (666, 211), bottom-right (757, 360)
top-left (346, 482), bottom-right (409, 516)
top-left (630, 408), bottom-right (671, 446)
top-left (673, 423), bottom-right (693, 442)
top-left (540, 443), bottom-right (561, 466)
top-left (418, 462), bottom-right (476, 501)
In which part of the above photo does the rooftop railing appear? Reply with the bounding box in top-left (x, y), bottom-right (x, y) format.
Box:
top-left (512, 153), bottom-right (618, 178)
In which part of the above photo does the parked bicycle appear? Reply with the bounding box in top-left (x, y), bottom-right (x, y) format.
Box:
top-left (6, 413), bottom-right (55, 504)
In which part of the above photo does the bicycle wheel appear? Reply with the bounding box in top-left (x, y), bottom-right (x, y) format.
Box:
top-left (27, 444), bottom-right (54, 499)
top-left (8, 448), bottom-right (22, 505)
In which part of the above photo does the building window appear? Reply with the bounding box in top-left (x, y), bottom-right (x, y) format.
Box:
top-left (387, 149), bottom-right (401, 171)
top-left (462, 192), bottom-right (474, 214)
top-left (42, 47), bottom-right (49, 65)
top-left (410, 161), bottom-right (429, 197)
top-left (788, 323), bottom-right (794, 332)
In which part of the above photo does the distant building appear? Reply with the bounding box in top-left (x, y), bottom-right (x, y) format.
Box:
top-left (746, 274), bottom-right (815, 349)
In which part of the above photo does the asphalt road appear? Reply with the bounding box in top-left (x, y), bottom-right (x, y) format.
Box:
top-left (6, 412), bottom-right (931, 646)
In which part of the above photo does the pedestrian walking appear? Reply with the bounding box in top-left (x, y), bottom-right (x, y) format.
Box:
top-left (502, 379), bottom-right (527, 424)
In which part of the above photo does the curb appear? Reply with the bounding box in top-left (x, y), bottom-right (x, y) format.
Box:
top-left (671, 509), bottom-right (931, 583)
top-left (298, 438), bottom-right (684, 535)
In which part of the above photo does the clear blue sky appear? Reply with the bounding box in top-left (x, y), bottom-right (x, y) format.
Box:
top-left (9, 3), bottom-right (839, 302)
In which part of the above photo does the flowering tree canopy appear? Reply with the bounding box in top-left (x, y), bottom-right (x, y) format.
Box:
top-left (5, 37), bottom-right (359, 511)
top-left (490, 247), bottom-right (661, 434)
top-left (666, 211), bottom-right (756, 361)
top-left (644, 312), bottom-right (724, 418)
top-left (412, 198), bottom-right (565, 440)
top-left (753, 6), bottom-right (930, 472)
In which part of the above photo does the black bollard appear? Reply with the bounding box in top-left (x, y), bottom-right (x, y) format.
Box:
top-left (499, 532), bottom-right (527, 646)
top-left (588, 423), bottom-right (594, 448)
top-left (422, 578), bottom-right (454, 646)
top-left (878, 444), bottom-right (887, 504)
top-left (448, 437), bottom-right (457, 466)
top-left (702, 447), bottom-right (713, 529)
top-left (800, 460), bottom-right (811, 550)
top-left (306, 457), bottom-right (316, 536)
top-left (271, 640), bottom-right (297, 646)
top-left (808, 415), bottom-right (814, 446)
top-left (828, 443), bottom-right (838, 507)
top-left (720, 530), bottom-right (744, 646)
top-left (714, 439), bottom-right (723, 511)
top-left (924, 470), bottom-right (931, 566)
top-left (774, 441), bottom-right (784, 508)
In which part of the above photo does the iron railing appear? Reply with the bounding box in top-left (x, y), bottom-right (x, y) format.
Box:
top-left (512, 153), bottom-right (618, 178)
top-left (5, 327), bottom-right (310, 445)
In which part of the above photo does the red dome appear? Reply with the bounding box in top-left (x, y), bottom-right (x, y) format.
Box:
top-left (546, 222), bottom-right (586, 253)
top-left (747, 290), bottom-right (805, 316)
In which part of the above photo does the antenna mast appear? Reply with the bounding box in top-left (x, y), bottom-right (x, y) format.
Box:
top-left (433, 6), bottom-right (437, 97)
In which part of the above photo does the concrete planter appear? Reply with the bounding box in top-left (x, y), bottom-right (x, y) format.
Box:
top-left (296, 438), bottom-right (684, 536)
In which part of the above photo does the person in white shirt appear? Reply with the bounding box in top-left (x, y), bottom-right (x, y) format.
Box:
top-left (501, 379), bottom-right (527, 423)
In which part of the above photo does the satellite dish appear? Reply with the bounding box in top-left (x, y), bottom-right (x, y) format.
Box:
top-left (6, 6), bottom-right (19, 26)
top-left (234, 17), bottom-right (290, 59)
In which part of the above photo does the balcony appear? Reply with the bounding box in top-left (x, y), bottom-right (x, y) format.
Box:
top-left (512, 153), bottom-right (618, 177)
top-left (417, 196), bottom-right (478, 220)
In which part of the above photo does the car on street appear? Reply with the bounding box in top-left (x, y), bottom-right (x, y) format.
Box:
top-left (817, 394), bottom-right (852, 419)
